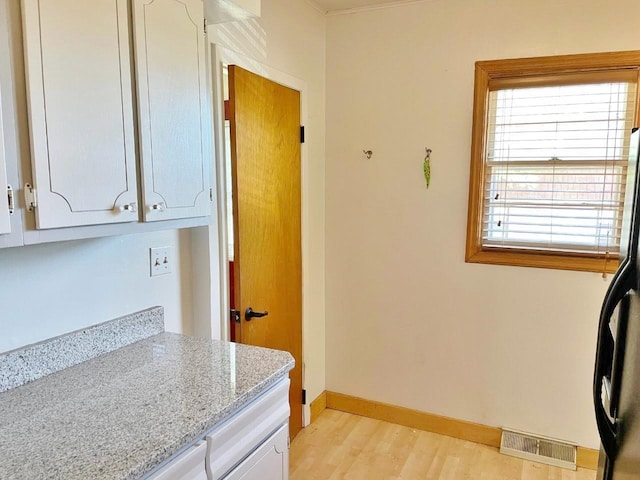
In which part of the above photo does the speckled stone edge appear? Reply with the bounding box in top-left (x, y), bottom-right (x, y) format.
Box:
top-left (0, 307), bottom-right (164, 393)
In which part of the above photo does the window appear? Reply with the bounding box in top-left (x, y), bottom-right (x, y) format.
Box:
top-left (466, 52), bottom-right (640, 273)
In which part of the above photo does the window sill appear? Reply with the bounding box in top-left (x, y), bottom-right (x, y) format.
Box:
top-left (465, 248), bottom-right (619, 274)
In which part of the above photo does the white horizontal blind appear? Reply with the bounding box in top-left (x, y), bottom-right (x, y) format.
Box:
top-left (483, 80), bottom-right (637, 255)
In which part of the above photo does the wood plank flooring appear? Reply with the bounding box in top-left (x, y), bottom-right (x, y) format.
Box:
top-left (290, 410), bottom-right (597, 480)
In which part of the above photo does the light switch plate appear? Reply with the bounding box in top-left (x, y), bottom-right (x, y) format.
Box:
top-left (150, 246), bottom-right (172, 277)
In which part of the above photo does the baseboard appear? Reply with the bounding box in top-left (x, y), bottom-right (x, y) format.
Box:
top-left (325, 391), bottom-right (597, 471)
top-left (310, 391), bottom-right (327, 424)
top-left (326, 391), bottom-right (501, 447)
top-left (576, 446), bottom-right (599, 470)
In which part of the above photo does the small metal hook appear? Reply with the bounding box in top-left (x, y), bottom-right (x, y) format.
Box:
top-left (363, 150), bottom-right (373, 159)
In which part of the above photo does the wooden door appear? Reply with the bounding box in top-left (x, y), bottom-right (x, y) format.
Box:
top-left (228, 65), bottom-right (303, 439)
top-left (22, 0), bottom-right (139, 229)
top-left (132, 0), bottom-right (212, 222)
top-left (0, 87), bottom-right (10, 235)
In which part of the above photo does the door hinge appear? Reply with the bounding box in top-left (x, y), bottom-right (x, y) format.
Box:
top-left (204, 18), bottom-right (207, 34)
top-left (302, 389), bottom-right (307, 405)
top-left (210, 187), bottom-right (213, 202)
top-left (7, 185), bottom-right (14, 215)
top-left (300, 126), bottom-right (305, 144)
top-left (24, 183), bottom-right (37, 212)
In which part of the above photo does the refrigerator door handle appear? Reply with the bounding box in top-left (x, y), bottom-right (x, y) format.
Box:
top-left (593, 260), bottom-right (633, 462)
top-left (602, 376), bottom-right (614, 422)
top-left (608, 293), bottom-right (630, 419)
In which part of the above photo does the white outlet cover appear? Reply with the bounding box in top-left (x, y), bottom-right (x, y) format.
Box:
top-left (150, 246), bottom-right (172, 277)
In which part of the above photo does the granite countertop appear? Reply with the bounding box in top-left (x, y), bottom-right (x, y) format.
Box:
top-left (0, 332), bottom-right (294, 480)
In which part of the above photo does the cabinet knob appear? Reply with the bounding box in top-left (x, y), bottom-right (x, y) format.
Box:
top-left (151, 202), bottom-right (166, 212)
top-left (117, 202), bottom-right (137, 213)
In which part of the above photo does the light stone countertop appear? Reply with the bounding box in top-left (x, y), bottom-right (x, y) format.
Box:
top-left (0, 333), bottom-right (294, 480)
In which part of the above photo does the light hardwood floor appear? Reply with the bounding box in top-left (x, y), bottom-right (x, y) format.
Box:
top-left (290, 410), bottom-right (597, 480)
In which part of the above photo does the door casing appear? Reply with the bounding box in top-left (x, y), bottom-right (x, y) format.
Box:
top-left (210, 44), bottom-right (310, 426)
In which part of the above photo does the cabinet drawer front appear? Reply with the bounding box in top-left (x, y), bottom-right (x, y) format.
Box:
top-left (133, 0), bottom-right (212, 222)
top-left (147, 442), bottom-right (207, 480)
top-left (206, 378), bottom-right (290, 480)
top-left (22, 0), bottom-right (139, 229)
top-left (222, 424), bottom-right (289, 480)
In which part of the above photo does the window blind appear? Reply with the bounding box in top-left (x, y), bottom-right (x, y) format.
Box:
top-left (483, 80), bottom-right (637, 255)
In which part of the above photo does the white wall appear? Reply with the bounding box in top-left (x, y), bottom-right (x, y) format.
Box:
top-left (209, 0), bottom-right (328, 418)
top-left (325, 0), bottom-right (640, 449)
top-left (0, 230), bottom-right (194, 352)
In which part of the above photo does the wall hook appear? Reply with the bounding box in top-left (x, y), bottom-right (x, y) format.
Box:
top-left (363, 149), bottom-right (373, 159)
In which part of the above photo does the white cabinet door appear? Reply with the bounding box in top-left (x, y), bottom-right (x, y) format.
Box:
top-left (0, 88), bottom-right (10, 235)
top-left (222, 424), bottom-right (289, 480)
top-left (206, 379), bottom-right (290, 480)
top-left (22, 0), bottom-right (139, 229)
top-left (148, 442), bottom-right (207, 480)
top-left (133, 0), bottom-right (212, 222)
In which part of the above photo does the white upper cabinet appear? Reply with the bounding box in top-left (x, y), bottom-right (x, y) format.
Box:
top-left (133, 0), bottom-right (212, 222)
top-left (0, 88), bottom-right (11, 235)
top-left (22, 0), bottom-right (139, 229)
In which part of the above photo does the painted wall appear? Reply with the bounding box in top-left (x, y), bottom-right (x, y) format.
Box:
top-left (0, 231), bottom-right (195, 352)
top-left (325, 0), bottom-right (640, 449)
top-left (208, 0), bottom-right (327, 421)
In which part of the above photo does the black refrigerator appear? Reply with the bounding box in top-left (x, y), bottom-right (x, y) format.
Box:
top-left (595, 127), bottom-right (640, 480)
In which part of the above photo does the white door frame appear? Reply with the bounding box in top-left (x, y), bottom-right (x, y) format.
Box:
top-left (210, 44), bottom-right (310, 424)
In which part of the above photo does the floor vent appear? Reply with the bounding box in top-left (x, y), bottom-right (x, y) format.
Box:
top-left (500, 429), bottom-right (577, 470)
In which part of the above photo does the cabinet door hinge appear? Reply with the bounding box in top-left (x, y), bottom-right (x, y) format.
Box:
top-left (302, 389), bottom-right (307, 405)
top-left (24, 183), bottom-right (37, 212)
top-left (300, 126), bottom-right (305, 144)
top-left (7, 185), bottom-right (14, 215)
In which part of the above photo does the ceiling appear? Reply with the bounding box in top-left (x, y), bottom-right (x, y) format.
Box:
top-left (311, 0), bottom-right (417, 14)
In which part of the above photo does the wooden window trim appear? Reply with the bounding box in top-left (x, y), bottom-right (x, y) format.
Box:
top-left (465, 50), bottom-right (640, 274)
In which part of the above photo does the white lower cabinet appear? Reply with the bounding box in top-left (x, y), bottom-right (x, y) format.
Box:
top-left (206, 379), bottom-right (290, 480)
top-left (222, 424), bottom-right (288, 480)
top-left (145, 378), bottom-right (290, 480)
top-left (149, 442), bottom-right (207, 480)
